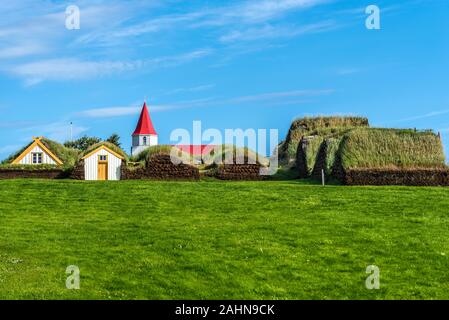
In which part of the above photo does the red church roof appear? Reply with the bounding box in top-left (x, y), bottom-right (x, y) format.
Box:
top-left (175, 145), bottom-right (216, 156)
top-left (132, 102), bottom-right (157, 136)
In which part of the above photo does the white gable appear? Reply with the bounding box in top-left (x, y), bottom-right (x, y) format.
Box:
top-left (19, 145), bottom-right (57, 165)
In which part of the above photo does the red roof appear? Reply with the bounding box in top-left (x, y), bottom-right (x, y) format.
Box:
top-left (175, 145), bottom-right (216, 156)
top-left (132, 102), bottom-right (157, 136)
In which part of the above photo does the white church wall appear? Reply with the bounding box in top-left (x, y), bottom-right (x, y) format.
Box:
top-left (138, 134), bottom-right (158, 146)
top-left (131, 134), bottom-right (158, 157)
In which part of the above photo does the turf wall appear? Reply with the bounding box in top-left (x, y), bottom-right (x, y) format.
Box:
top-left (215, 164), bottom-right (263, 180)
top-left (311, 138), bottom-right (343, 179)
top-left (70, 162), bottom-right (85, 180)
top-left (122, 154), bottom-right (199, 180)
top-left (343, 168), bottom-right (449, 186)
top-left (0, 169), bottom-right (65, 179)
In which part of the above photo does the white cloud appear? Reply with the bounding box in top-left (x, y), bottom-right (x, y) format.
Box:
top-left (77, 98), bottom-right (217, 118)
top-left (229, 89), bottom-right (334, 103)
top-left (0, 0), bottom-right (336, 85)
top-left (163, 84), bottom-right (216, 95)
top-left (75, 12), bottom-right (205, 46)
top-left (220, 21), bottom-right (335, 43)
top-left (79, 106), bottom-right (141, 118)
top-left (74, 0), bottom-right (332, 46)
top-left (11, 59), bottom-right (139, 85)
top-left (192, 0), bottom-right (330, 28)
top-left (0, 120), bottom-right (34, 128)
top-left (9, 49), bottom-right (212, 85)
top-left (78, 105), bottom-right (174, 118)
top-left (398, 109), bottom-right (449, 122)
top-left (20, 121), bottom-right (89, 142)
top-left (0, 1), bottom-right (159, 60)
top-left (0, 9), bottom-right (62, 61)
top-left (336, 67), bottom-right (361, 75)
top-left (0, 144), bottom-right (22, 155)
top-left (234, 0), bottom-right (330, 22)
top-left (0, 43), bottom-right (48, 59)
top-left (79, 89), bottom-right (335, 118)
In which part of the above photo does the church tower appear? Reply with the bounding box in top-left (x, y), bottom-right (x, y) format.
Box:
top-left (131, 101), bottom-right (158, 156)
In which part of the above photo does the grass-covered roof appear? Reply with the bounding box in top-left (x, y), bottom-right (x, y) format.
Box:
top-left (208, 145), bottom-right (269, 166)
top-left (130, 145), bottom-right (193, 164)
top-left (81, 141), bottom-right (128, 161)
top-left (1, 137), bottom-right (80, 167)
top-left (339, 128), bottom-right (446, 170)
top-left (278, 116), bottom-right (369, 164)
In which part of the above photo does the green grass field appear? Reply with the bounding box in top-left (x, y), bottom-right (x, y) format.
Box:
top-left (1, 179), bottom-right (449, 299)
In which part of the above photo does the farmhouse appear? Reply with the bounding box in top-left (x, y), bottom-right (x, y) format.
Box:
top-left (11, 137), bottom-right (63, 165)
top-left (81, 143), bottom-right (125, 181)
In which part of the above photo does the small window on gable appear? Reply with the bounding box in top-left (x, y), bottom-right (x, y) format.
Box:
top-left (143, 136), bottom-right (147, 145)
top-left (32, 152), bottom-right (43, 164)
top-left (98, 155), bottom-right (107, 161)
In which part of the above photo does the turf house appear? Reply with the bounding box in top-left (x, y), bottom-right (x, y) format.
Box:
top-left (81, 144), bottom-right (126, 181)
top-left (278, 116), bottom-right (449, 186)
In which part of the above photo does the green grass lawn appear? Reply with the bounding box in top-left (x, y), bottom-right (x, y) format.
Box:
top-left (1, 179), bottom-right (449, 299)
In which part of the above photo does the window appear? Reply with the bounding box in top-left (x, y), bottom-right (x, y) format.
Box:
top-left (98, 155), bottom-right (107, 161)
top-left (32, 152), bottom-right (43, 164)
top-left (143, 136), bottom-right (147, 145)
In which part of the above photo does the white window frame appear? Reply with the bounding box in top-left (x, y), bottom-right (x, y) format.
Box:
top-left (32, 152), bottom-right (43, 164)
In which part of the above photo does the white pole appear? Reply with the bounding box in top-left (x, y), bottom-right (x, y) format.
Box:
top-left (70, 122), bottom-right (73, 141)
top-left (322, 169), bottom-right (325, 186)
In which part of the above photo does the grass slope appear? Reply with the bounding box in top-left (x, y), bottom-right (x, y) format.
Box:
top-left (0, 180), bottom-right (449, 299)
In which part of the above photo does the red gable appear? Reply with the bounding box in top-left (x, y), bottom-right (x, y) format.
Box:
top-left (175, 145), bottom-right (216, 156)
top-left (133, 102), bottom-right (157, 136)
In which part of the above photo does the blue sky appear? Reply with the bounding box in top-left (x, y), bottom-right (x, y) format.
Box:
top-left (0, 0), bottom-right (448, 158)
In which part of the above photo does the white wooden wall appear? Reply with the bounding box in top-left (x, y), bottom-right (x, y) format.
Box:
top-left (19, 145), bottom-right (56, 165)
top-left (84, 148), bottom-right (122, 180)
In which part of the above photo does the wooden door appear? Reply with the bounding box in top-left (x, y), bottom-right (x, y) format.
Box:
top-left (98, 155), bottom-right (108, 180)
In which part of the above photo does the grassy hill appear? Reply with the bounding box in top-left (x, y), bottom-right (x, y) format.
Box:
top-left (1, 179), bottom-right (449, 299)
